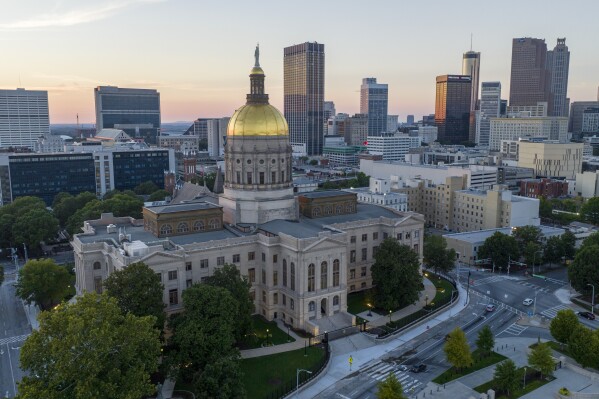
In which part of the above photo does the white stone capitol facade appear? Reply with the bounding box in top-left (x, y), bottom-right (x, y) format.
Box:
top-left (73, 50), bottom-right (424, 333)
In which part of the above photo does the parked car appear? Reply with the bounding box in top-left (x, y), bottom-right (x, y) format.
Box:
top-left (578, 311), bottom-right (596, 320)
top-left (410, 364), bottom-right (427, 373)
top-left (523, 298), bottom-right (534, 306)
top-left (485, 304), bottom-right (496, 312)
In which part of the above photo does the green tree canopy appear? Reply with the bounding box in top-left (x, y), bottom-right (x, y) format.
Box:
top-left (477, 232), bottom-right (519, 270)
top-left (134, 180), bottom-right (160, 195)
top-left (568, 244), bottom-right (599, 293)
top-left (52, 192), bottom-right (97, 227)
top-left (512, 225), bottom-right (542, 253)
top-left (66, 193), bottom-right (143, 235)
top-left (17, 293), bottom-right (160, 399)
top-left (377, 372), bottom-right (407, 399)
top-left (192, 356), bottom-right (246, 399)
top-left (371, 238), bottom-right (423, 310)
top-left (568, 325), bottom-right (599, 369)
top-left (550, 309), bottom-right (580, 347)
top-left (424, 235), bottom-right (456, 275)
top-left (13, 208), bottom-right (60, 249)
top-left (580, 232), bottom-right (599, 251)
top-left (528, 342), bottom-right (554, 378)
top-left (16, 259), bottom-right (72, 310)
top-left (103, 261), bottom-right (166, 332)
top-left (475, 325), bottom-right (495, 357)
top-left (148, 189), bottom-right (170, 202)
top-left (444, 327), bottom-right (473, 371)
top-left (493, 360), bottom-right (521, 397)
top-left (167, 284), bottom-right (239, 381)
top-left (560, 230), bottom-right (577, 260)
top-left (205, 263), bottom-right (253, 343)
top-left (581, 197), bottom-right (599, 225)
top-left (543, 235), bottom-right (563, 266)
top-left (523, 241), bottom-right (542, 268)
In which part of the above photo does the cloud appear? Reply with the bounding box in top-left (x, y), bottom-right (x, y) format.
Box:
top-left (0, 0), bottom-right (167, 30)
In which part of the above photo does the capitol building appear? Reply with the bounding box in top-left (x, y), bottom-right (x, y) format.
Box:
top-left (73, 48), bottom-right (424, 334)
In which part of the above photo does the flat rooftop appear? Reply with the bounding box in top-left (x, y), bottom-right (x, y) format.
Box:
top-left (300, 190), bottom-right (356, 199)
top-left (145, 201), bottom-right (221, 214)
top-left (443, 225), bottom-right (565, 244)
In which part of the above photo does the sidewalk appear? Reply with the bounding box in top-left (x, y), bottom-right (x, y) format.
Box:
top-left (357, 277), bottom-right (438, 328)
top-left (299, 281), bottom-right (470, 399)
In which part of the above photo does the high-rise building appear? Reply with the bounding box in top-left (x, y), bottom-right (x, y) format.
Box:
top-left (360, 78), bottom-right (388, 135)
top-left (509, 38), bottom-right (551, 109)
top-left (284, 42), bottom-right (325, 155)
top-left (546, 38), bottom-right (570, 117)
top-left (476, 82), bottom-right (501, 147)
top-left (345, 114), bottom-right (369, 146)
top-left (94, 86), bottom-right (161, 144)
top-left (406, 115), bottom-right (415, 125)
top-left (0, 89), bottom-right (49, 149)
top-left (324, 101), bottom-right (336, 122)
top-left (387, 115), bottom-right (399, 132)
top-left (435, 75), bottom-right (472, 144)
top-left (570, 101), bottom-right (599, 135)
top-left (462, 51), bottom-right (481, 111)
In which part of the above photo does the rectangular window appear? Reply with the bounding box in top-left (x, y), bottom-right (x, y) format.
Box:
top-left (273, 270), bottom-right (278, 286)
top-left (350, 235), bottom-right (356, 243)
top-left (262, 269), bottom-right (266, 284)
top-left (361, 266), bottom-right (367, 277)
top-left (350, 250), bottom-right (356, 263)
top-left (185, 262), bottom-right (192, 271)
top-left (282, 294), bottom-right (286, 306)
top-left (169, 289), bottom-right (178, 306)
top-left (361, 234), bottom-right (367, 242)
top-left (271, 171), bottom-right (276, 183)
top-left (200, 276), bottom-right (209, 283)
top-left (350, 285), bottom-right (356, 292)
top-left (259, 172), bottom-right (265, 184)
top-left (217, 256), bottom-right (225, 266)
top-left (262, 252), bottom-right (266, 262)
top-left (373, 232), bottom-right (379, 240)
top-left (247, 172), bottom-right (252, 184)
top-left (233, 254), bottom-right (240, 263)
top-left (414, 230), bottom-right (420, 238)
top-left (373, 246), bottom-right (379, 257)
top-left (361, 247), bottom-right (367, 261)
top-left (248, 251), bottom-right (255, 261)
top-left (350, 269), bottom-right (356, 279)
top-left (273, 254), bottom-right (278, 263)
top-left (383, 232), bottom-right (388, 239)
top-left (200, 259), bottom-right (208, 268)
top-left (290, 298), bottom-right (295, 310)
top-left (397, 233), bottom-right (403, 240)
top-left (186, 279), bottom-right (193, 288)
top-left (168, 270), bottom-right (177, 281)
top-left (405, 232), bottom-right (411, 239)
top-left (156, 273), bottom-right (161, 282)
top-left (236, 171), bottom-right (241, 183)
top-left (94, 277), bottom-right (103, 294)
top-left (248, 268), bottom-right (255, 283)
top-left (281, 171), bottom-right (285, 182)
top-left (273, 293), bottom-right (278, 304)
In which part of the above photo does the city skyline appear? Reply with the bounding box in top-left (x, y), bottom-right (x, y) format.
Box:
top-left (1, 0), bottom-right (598, 123)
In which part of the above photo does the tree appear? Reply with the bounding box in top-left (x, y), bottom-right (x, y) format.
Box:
top-left (12, 208), bottom-right (60, 249)
top-left (444, 327), bottom-right (473, 371)
top-left (377, 372), bottom-right (407, 399)
top-left (559, 230), bottom-right (577, 260)
top-left (493, 360), bottom-right (521, 397)
top-left (309, 159), bottom-right (318, 166)
top-left (134, 180), bottom-right (160, 195)
top-left (17, 293), bottom-right (160, 399)
top-left (16, 259), bottom-right (71, 310)
top-left (66, 193), bottom-right (143, 235)
top-left (568, 325), bottom-right (599, 368)
top-left (167, 284), bottom-right (239, 381)
top-left (512, 225), bottom-right (542, 253)
top-left (148, 189), bottom-right (170, 202)
top-left (192, 356), bottom-right (246, 399)
top-left (550, 309), bottom-right (580, 348)
top-left (568, 244), bottom-right (599, 293)
top-left (371, 238), bottom-right (423, 311)
top-left (543, 236), bottom-right (563, 267)
top-left (581, 197), bottom-right (599, 225)
top-left (523, 241), bottom-right (542, 269)
top-left (528, 342), bottom-right (554, 378)
top-left (103, 261), bottom-right (165, 332)
top-left (477, 232), bottom-right (519, 270)
top-left (52, 192), bottom-right (96, 227)
top-left (205, 263), bottom-right (253, 343)
top-left (580, 232), bottom-right (599, 251)
top-left (423, 235), bottom-right (456, 275)
top-left (539, 197), bottom-right (553, 219)
top-left (476, 325), bottom-right (495, 357)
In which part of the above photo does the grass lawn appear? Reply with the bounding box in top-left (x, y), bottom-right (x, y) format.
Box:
top-left (474, 367), bottom-right (553, 398)
top-left (241, 345), bottom-right (326, 399)
top-left (432, 350), bottom-right (508, 384)
top-left (239, 315), bottom-right (296, 350)
top-left (429, 277), bottom-right (454, 305)
top-left (347, 289), bottom-right (375, 315)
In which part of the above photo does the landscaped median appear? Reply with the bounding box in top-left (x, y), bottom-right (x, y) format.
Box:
top-left (432, 349), bottom-right (508, 384)
top-left (473, 366), bottom-right (553, 399)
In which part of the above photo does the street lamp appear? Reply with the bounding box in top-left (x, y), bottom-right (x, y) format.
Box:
top-left (367, 303), bottom-right (372, 317)
top-left (296, 369), bottom-right (312, 398)
top-left (266, 329), bottom-right (269, 346)
top-left (287, 325), bottom-right (291, 343)
top-left (388, 309), bottom-right (392, 324)
top-left (425, 295), bottom-right (429, 307)
top-left (533, 290), bottom-right (538, 317)
top-left (523, 366), bottom-right (527, 389)
top-left (588, 284), bottom-right (596, 313)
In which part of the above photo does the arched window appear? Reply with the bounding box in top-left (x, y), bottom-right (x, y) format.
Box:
top-left (208, 218), bottom-right (220, 229)
top-left (335, 205), bottom-right (343, 214)
top-left (290, 263), bottom-right (295, 291)
top-left (308, 264), bottom-right (315, 292)
top-left (324, 206), bottom-right (332, 215)
top-left (333, 295), bottom-right (339, 306)
top-left (93, 261), bottom-right (101, 270)
top-left (346, 203), bottom-right (354, 213)
top-left (309, 301), bottom-right (316, 311)
top-left (320, 261), bottom-right (328, 289)
top-left (312, 207), bottom-right (321, 217)
top-left (160, 224), bottom-right (172, 235)
top-left (177, 222), bottom-right (189, 233)
top-left (333, 259), bottom-right (340, 287)
top-left (193, 220), bottom-right (205, 232)
top-left (283, 259), bottom-right (288, 287)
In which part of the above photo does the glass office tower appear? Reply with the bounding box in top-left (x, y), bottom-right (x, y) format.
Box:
top-left (435, 75), bottom-right (472, 144)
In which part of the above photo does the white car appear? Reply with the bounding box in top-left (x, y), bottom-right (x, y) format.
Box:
top-left (523, 298), bottom-right (534, 306)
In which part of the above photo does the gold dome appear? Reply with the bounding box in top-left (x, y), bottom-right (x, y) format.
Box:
top-left (227, 104), bottom-right (288, 137)
top-left (250, 66), bottom-right (265, 75)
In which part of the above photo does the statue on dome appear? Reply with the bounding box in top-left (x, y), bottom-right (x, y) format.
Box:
top-left (254, 43), bottom-right (260, 67)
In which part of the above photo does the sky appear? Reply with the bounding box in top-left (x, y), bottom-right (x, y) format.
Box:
top-left (1, 0), bottom-right (598, 124)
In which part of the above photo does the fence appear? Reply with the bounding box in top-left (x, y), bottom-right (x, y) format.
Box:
top-left (265, 342), bottom-right (330, 399)
top-left (309, 324), bottom-right (363, 346)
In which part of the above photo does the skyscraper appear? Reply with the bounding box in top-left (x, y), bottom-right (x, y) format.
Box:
top-left (546, 38), bottom-right (570, 117)
top-left (360, 78), bottom-right (388, 135)
top-left (0, 88), bottom-right (49, 149)
top-left (476, 82), bottom-right (501, 147)
top-left (406, 115), bottom-right (415, 125)
top-left (462, 51), bottom-right (481, 111)
top-left (284, 42), bottom-right (325, 156)
top-left (435, 75), bottom-right (472, 144)
top-left (509, 38), bottom-right (551, 109)
top-left (94, 86), bottom-right (161, 145)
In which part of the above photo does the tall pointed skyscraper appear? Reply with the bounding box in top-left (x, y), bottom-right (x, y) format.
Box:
top-left (546, 38), bottom-right (570, 117)
top-left (284, 42), bottom-right (325, 156)
top-left (462, 51), bottom-right (480, 111)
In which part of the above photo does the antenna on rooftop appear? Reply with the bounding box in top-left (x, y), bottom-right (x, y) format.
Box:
top-left (76, 113), bottom-right (81, 139)
top-left (470, 33), bottom-right (473, 51)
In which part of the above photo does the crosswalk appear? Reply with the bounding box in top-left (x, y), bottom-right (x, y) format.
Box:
top-left (516, 280), bottom-right (551, 293)
top-left (362, 362), bottom-right (422, 394)
top-left (470, 275), bottom-right (508, 287)
top-left (540, 304), bottom-right (570, 319)
top-left (0, 333), bottom-right (29, 346)
top-left (500, 323), bottom-right (528, 336)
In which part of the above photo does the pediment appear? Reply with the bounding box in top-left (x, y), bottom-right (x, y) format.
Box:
top-left (303, 236), bottom-right (346, 252)
top-left (140, 251), bottom-right (184, 264)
